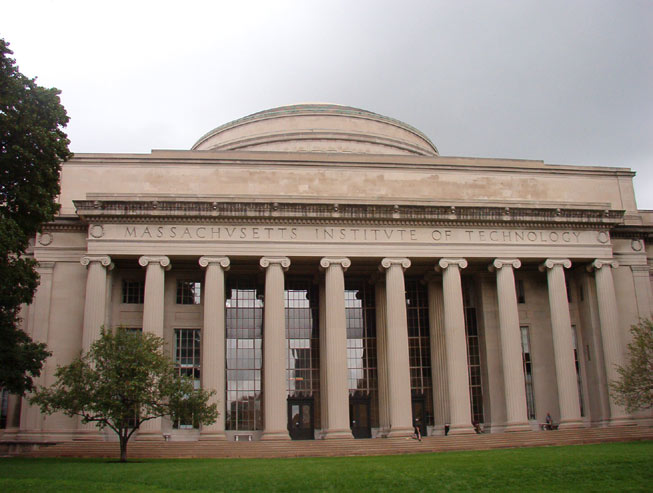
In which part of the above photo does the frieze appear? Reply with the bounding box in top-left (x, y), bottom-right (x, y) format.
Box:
top-left (95, 224), bottom-right (607, 246)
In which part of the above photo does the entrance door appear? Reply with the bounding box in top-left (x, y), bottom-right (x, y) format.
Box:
top-left (287, 398), bottom-right (314, 440)
top-left (412, 397), bottom-right (427, 437)
top-left (349, 397), bottom-right (371, 438)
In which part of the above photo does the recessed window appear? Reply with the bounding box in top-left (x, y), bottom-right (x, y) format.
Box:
top-left (520, 325), bottom-right (536, 420)
top-left (122, 280), bottom-right (145, 304)
top-left (516, 280), bottom-right (526, 304)
top-left (177, 281), bottom-right (201, 305)
top-left (174, 328), bottom-right (201, 429)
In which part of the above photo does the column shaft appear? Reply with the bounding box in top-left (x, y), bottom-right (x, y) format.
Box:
top-left (439, 259), bottom-right (475, 435)
top-left (374, 281), bottom-right (390, 435)
top-left (19, 262), bottom-right (54, 439)
top-left (542, 259), bottom-right (582, 428)
top-left (137, 256), bottom-right (170, 440)
top-left (492, 259), bottom-right (530, 431)
top-left (78, 256), bottom-right (113, 438)
top-left (591, 260), bottom-right (630, 424)
top-left (381, 258), bottom-right (413, 437)
top-left (260, 257), bottom-right (291, 440)
top-left (320, 258), bottom-right (353, 439)
top-left (427, 277), bottom-right (449, 434)
top-left (199, 257), bottom-right (230, 440)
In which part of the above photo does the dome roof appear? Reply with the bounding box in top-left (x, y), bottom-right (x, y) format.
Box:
top-left (191, 103), bottom-right (438, 156)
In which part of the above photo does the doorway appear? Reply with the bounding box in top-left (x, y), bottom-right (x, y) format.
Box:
top-left (349, 396), bottom-right (372, 438)
top-left (412, 396), bottom-right (427, 437)
top-left (287, 398), bottom-right (314, 440)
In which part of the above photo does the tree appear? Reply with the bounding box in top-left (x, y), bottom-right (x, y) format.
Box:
top-left (1, 38), bottom-right (72, 394)
top-left (30, 328), bottom-right (218, 462)
top-left (610, 319), bottom-right (653, 413)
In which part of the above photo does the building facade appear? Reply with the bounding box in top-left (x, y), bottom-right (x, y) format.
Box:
top-left (2, 104), bottom-right (652, 441)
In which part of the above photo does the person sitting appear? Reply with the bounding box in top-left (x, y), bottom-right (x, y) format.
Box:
top-left (472, 420), bottom-right (482, 434)
top-left (544, 412), bottom-right (553, 430)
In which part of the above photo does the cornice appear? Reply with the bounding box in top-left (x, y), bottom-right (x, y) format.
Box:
top-left (72, 199), bottom-right (624, 229)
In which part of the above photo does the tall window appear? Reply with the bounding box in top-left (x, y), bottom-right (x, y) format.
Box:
top-left (173, 328), bottom-right (201, 429)
top-left (520, 325), bottom-right (536, 420)
top-left (177, 280), bottom-right (201, 304)
top-left (516, 279), bottom-right (526, 304)
top-left (122, 280), bottom-right (144, 304)
top-left (225, 280), bottom-right (263, 431)
top-left (463, 280), bottom-right (484, 424)
top-left (571, 325), bottom-right (585, 417)
top-left (285, 279), bottom-right (320, 426)
top-left (405, 279), bottom-right (434, 427)
top-left (0, 388), bottom-right (8, 429)
top-left (345, 280), bottom-right (378, 426)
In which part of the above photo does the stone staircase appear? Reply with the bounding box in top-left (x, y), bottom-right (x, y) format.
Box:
top-left (15, 426), bottom-right (653, 459)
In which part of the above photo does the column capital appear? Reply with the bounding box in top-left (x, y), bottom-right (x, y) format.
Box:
top-left (539, 258), bottom-right (571, 272)
top-left (138, 255), bottom-right (171, 270)
top-left (199, 256), bottom-right (230, 270)
top-left (437, 258), bottom-right (468, 271)
top-left (379, 257), bottom-right (411, 271)
top-left (320, 257), bottom-right (351, 271)
top-left (489, 258), bottom-right (521, 272)
top-left (587, 258), bottom-right (619, 271)
top-left (81, 255), bottom-right (113, 270)
top-left (260, 256), bottom-right (290, 271)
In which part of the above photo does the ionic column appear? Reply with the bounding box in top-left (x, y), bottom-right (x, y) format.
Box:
top-left (139, 256), bottom-right (171, 338)
top-left (379, 258), bottom-right (414, 437)
top-left (490, 259), bottom-right (530, 431)
top-left (374, 280), bottom-right (390, 436)
top-left (80, 256), bottom-right (114, 353)
top-left (588, 259), bottom-right (630, 424)
top-left (137, 255), bottom-right (171, 440)
top-left (198, 256), bottom-right (230, 440)
top-left (260, 257), bottom-right (291, 440)
top-left (437, 258), bottom-right (475, 435)
top-left (540, 259), bottom-right (582, 428)
top-left (319, 257), bottom-right (353, 439)
top-left (426, 273), bottom-right (449, 435)
top-left (78, 255), bottom-right (113, 438)
top-left (19, 262), bottom-right (54, 439)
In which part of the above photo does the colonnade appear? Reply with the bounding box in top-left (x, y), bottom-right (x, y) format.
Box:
top-left (74, 254), bottom-right (627, 440)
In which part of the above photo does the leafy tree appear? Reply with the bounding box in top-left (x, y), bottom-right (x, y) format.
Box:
top-left (1, 38), bottom-right (72, 394)
top-left (610, 319), bottom-right (653, 413)
top-left (30, 328), bottom-right (218, 462)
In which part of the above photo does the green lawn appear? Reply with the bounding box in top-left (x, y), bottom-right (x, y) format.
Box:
top-left (1, 441), bottom-right (651, 492)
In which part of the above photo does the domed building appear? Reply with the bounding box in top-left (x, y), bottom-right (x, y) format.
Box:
top-left (2, 104), bottom-right (651, 443)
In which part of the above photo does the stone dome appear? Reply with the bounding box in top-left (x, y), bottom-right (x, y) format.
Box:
top-left (191, 104), bottom-right (438, 156)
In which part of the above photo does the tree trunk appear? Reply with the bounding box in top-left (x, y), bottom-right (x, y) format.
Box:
top-left (120, 435), bottom-right (128, 462)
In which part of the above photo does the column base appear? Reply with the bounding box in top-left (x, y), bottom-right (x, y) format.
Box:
top-left (135, 432), bottom-right (165, 441)
top-left (558, 419), bottom-right (584, 430)
top-left (73, 430), bottom-right (104, 441)
top-left (199, 431), bottom-right (228, 441)
top-left (386, 426), bottom-right (414, 438)
top-left (503, 422), bottom-right (532, 433)
top-left (447, 424), bottom-right (476, 435)
top-left (606, 416), bottom-right (636, 427)
top-left (321, 428), bottom-right (353, 439)
top-left (260, 430), bottom-right (291, 441)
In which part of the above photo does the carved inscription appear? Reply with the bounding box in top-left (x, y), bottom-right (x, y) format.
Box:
top-left (105, 225), bottom-right (604, 245)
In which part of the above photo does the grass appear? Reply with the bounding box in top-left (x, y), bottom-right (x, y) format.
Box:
top-left (1, 441), bottom-right (651, 492)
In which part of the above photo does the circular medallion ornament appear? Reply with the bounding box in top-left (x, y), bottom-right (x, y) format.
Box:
top-left (597, 231), bottom-right (610, 244)
top-left (631, 239), bottom-right (643, 252)
top-left (89, 225), bottom-right (104, 239)
top-left (38, 233), bottom-right (53, 246)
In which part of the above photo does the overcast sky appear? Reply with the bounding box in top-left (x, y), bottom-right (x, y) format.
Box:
top-left (2, 0), bottom-right (652, 208)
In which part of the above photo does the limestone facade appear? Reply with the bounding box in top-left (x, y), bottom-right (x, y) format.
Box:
top-left (2, 104), bottom-right (651, 442)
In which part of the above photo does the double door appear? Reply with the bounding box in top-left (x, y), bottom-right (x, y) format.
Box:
top-left (288, 398), bottom-right (314, 440)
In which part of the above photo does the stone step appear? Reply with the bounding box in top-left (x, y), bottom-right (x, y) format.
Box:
top-left (16, 426), bottom-right (652, 459)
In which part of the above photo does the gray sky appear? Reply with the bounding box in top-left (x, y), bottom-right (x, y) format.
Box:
top-left (2, 0), bottom-right (652, 208)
